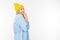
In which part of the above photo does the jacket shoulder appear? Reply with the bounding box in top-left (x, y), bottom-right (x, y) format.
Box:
top-left (16, 14), bottom-right (22, 17)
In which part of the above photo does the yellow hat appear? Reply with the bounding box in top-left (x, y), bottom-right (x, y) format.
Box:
top-left (14, 3), bottom-right (24, 12)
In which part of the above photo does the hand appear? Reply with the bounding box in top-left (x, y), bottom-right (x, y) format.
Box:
top-left (24, 13), bottom-right (28, 21)
top-left (22, 13), bottom-right (28, 21)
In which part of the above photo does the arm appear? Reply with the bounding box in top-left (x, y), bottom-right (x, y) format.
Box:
top-left (18, 14), bottom-right (28, 32)
top-left (26, 21), bottom-right (30, 30)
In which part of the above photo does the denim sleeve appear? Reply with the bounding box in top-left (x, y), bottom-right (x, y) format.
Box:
top-left (26, 21), bottom-right (30, 30)
top-left (17, 14), bottom-right (28, 32)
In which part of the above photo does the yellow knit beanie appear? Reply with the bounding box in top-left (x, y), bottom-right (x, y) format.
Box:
top-left (14, 3), bottom-right (24, 13)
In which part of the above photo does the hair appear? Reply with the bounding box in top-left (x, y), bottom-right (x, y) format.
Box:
top-left (16, 9), bottom-right (20, 15)
top-left (16, 12), bottom-right (18, 15)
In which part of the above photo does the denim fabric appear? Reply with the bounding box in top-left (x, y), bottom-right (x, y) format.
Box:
top-left (14, 14), bottom-right (29, 40)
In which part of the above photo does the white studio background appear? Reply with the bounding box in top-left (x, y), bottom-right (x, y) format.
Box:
top-left (0, 0), bottom-right (60, 40)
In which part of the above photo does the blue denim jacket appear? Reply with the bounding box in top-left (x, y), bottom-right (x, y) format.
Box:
top-left (14, 14), bottom-right (29, 40)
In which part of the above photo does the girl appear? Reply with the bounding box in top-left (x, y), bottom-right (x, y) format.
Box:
top-left (14, 3), bottom-right (30, 40)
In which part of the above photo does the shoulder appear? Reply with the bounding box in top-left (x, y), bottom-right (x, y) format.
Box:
top-left (15, 14), bottom-right (23, 18)
top-left (14, 14), bottom-right (22, 20)
top-left (16, 14), bottom-right (22, 17)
